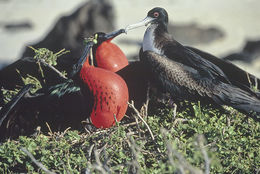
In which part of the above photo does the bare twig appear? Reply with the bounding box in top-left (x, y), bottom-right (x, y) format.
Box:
top-left (204, 141), bottom-right (217, 148)
top-left (134, 115), bottom-right (142, 137)
top-left (128, 100), bottom-right (161, 153)
top-left (173, 118), bottom-right (188, 127)
top-left (45, 122), bottom-right (53, 136)
top-left (173, 103), bottom-right (177, 119)
top-left (122, 120), bottom-right (140, 127)
top-left (88, 144), bottom-right (95, 158)
top-left (161, 128), bottom-right (203, 174)
top-left (93, 150), bottom-right (108, 174)
top-left (39, 59), bottom-right (67, 80)
top-left (59, 127), bottom-right (71, 138)
top-left (101, 147), bottom-right (112, 173)
top-left (128, 101), bottom-right (155, 141)
top-left (226, 115), bottom-right (231, 127)
top-left (90, 47), bottom-right (94, 66)
top-left (167, 142), bottom-right (185, 174)
top-left (98, 143), bottom-right (108, 155)
top-left (126, 135), bottom-right (141, 174)
top-left (20, 147), bottom-right (56, 174)
top-left (60, 160), bottom-right (71, 174)
top-left (172, 148), bottom-right (202, 174)
top-left (160, 128), bottom-right (184, 173)
top-left (144, 83), bottom-right (151, 117)
top-left (197, 135), bottom-right (211, 174)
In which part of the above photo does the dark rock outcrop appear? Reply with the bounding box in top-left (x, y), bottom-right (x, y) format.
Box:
top-left (121, 22), bottom-right (225, 61)
top-left (168, 23), bottom-right (225, 45)
top-left (223, 39), bottom-right (260, 63)
top-left (119, 22), bottom-right (225, 48)
top-left (21, 0), bottom-right (114, 72)
top-left (0, 0), bottom-right (115, 91)
top-left (3, 21), bottom-right (33, 31)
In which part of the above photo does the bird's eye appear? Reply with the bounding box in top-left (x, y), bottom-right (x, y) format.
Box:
top-left (153, 12), bottom-right (159, 18)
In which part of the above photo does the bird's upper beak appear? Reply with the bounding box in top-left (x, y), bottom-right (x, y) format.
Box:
top-left (125, 16), bottom-right (155, 33)
top-left (103, 29), bottom-right (126, 40)
top-left (71, 40), bottom-right (95, 78)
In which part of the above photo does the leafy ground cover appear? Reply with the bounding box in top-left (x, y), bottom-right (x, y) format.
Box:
top-left (0, 100), bottom-right (259, 173)
top-left (0, 47), bottom-right (259, 173)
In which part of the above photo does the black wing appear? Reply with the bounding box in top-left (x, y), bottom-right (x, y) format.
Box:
top-left (141, 50), bottom-right (217, 99)
top-left (141, 50), bottom-right (260, 121)
top-left (186, 46), bottom-right (260, 94)
top-left (163, 40), bottom-right (231, 84)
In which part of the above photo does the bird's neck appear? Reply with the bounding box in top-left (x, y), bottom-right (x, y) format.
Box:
top-left (143, 23), bottom-right (169, 55)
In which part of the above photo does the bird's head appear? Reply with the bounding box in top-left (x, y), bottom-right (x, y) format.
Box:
top-left (125, 7), bottom-right (168, 32)
top-left (71, 29), bottom-right (126, 77)
top-left (94, 29), bottom-right (126, 45)
top-left (147, 7), bottom-right (168, 25)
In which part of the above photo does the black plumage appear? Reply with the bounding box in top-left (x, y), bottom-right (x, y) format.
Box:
top-left (0, 80), bottom-right (92, 140)
top-left (0, 29), bottom-right (146, 140)
top-left (0, 40), bottom-right (94, 140)
top-left (186, 46), bottom-right (260, 96)
top-left (127, 7), bottom-right (260, 121)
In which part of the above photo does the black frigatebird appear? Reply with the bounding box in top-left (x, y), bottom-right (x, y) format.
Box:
top-left (125, 7), bottom-right (260, 121)
top-left (0, 29), bottom-right (129, 140)
top-left (186, 46), bottom-right (260, 96)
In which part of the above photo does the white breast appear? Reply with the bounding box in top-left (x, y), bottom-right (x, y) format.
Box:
top-left (143, 24), bottom-right (162, 55)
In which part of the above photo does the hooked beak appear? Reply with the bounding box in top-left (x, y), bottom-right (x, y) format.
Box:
top-left (103, 28), bottom-right (126, 40)
top-left (125, 16), bottom-right (155, 33)
top-left (71, 41), bottom-right (95, 78)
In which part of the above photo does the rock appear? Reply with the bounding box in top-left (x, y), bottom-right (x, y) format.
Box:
top-left (3, 21), bottom-right (33, 31)
top-left (0, 0), bottom-right (115, 91)
top-left (120, 22), bottom-right (225, 61)
top-left (168, 23), bottom-right (225, 45)
top-left (223, 39), bottom-right (260, 63)
top-left (119, 22), bottom-right (225, 48)
top-left (21, 0), bottom-right (114, 73)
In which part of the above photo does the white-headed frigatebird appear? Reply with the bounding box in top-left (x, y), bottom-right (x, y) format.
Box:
top-left (0, 29), bottom-right (129, 140)
top-left (125, 7), bottom-right (260, 121)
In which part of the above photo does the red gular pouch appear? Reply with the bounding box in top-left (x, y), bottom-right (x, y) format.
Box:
top-left (80, 60), bottom-right (129, 128)
top-left (95, 39), bottom-right (129, 72)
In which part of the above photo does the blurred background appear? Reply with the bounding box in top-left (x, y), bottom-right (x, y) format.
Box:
top-left (0, 0), bottom-right (260, 77)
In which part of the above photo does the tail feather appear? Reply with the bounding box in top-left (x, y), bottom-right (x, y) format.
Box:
top-left (0, 84), bottom-right (34, 126)
top-left (213, 83), bottom-right (260, 121)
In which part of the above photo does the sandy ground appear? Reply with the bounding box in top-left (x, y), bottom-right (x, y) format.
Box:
top-left (0, 0), bottom-right (260, 76)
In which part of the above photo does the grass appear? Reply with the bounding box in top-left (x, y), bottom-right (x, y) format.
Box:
top-left (0, 99), bottom-right (259, 173)
top-left (0, 47), bottom-right (259, 173)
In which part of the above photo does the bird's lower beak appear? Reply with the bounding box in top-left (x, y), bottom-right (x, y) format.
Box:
top-left (125, 17), bottom-right (155, 33)
top-left (71, 41), bottom-right (95, 78)
top-left (104, 29), bottom-right (126, 40)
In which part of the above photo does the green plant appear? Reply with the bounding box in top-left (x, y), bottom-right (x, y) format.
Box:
top-left (0, 101), bottom-right (259, 173)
